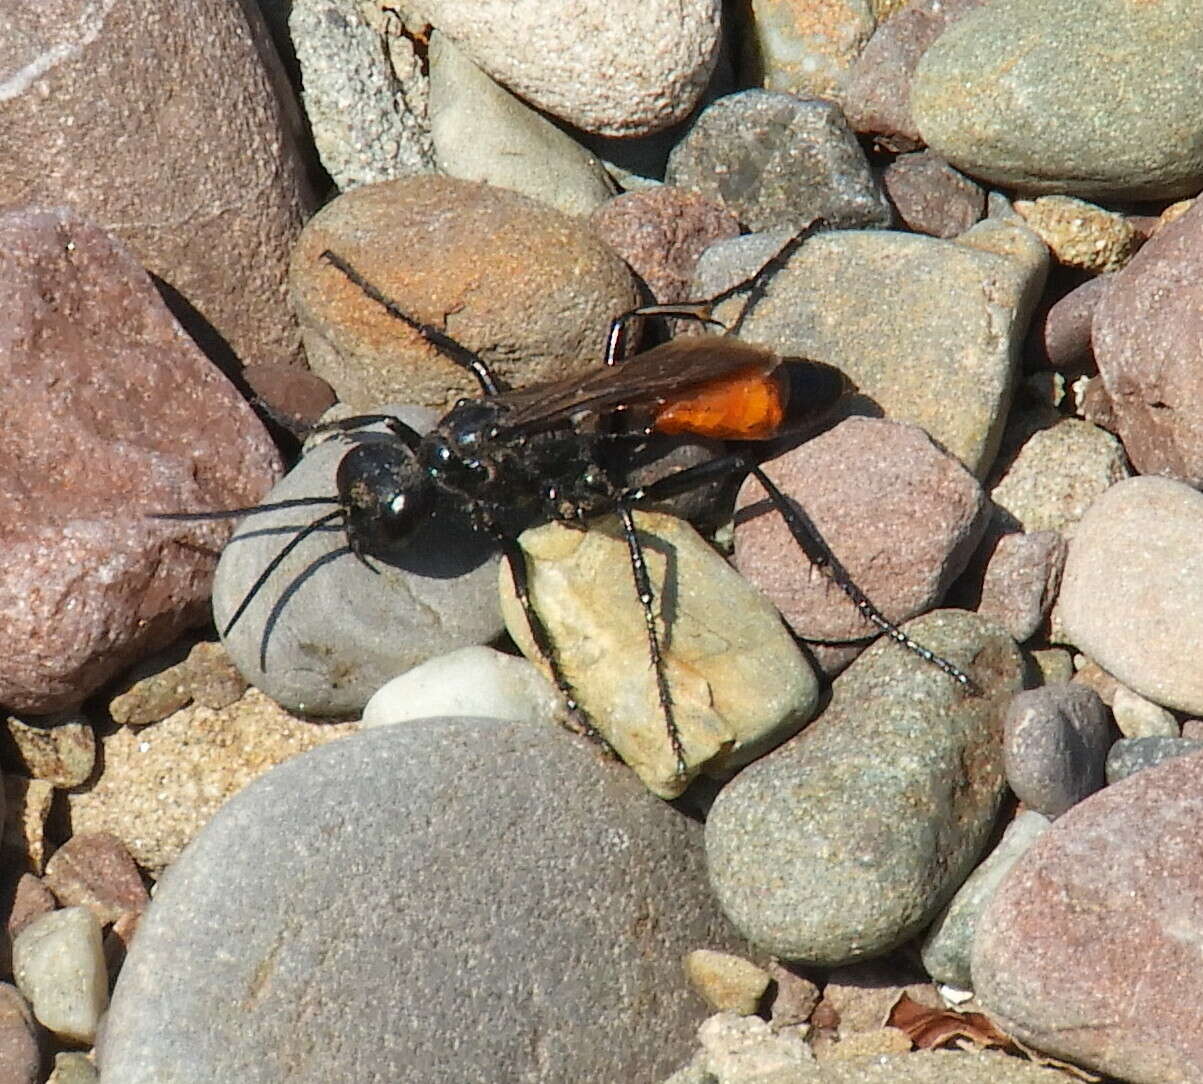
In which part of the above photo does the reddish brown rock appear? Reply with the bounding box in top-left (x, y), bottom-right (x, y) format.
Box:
top-left (0, 983), bottom-right (38, 1084)
top-left (975, 530), bottom-right (1066, 643)
top-left (0, 0), bottom-right (312, 368)
top-left (841, 0), bottom-right (987, 150)
top-left (735, 417), bottom-right (987, 674)
top-left (291, 177), bottom-right (640, 411)
top-left (0, 207), bottom-right (282, 713)
top-left (1025, 273), bottom-right (1110, 371)
top-left (44, 834), bottom-right (149, 927)
top-left (974, 750), bottom-right (1203, 1082)
top-left (589, 187), bottom-right (739, 304)
top-left (881, 151), bottom-right (985, 238)
top-left (241, 363), bottom-right (337, 429)
top-left (1093, 197), bottom-right (1203, 485)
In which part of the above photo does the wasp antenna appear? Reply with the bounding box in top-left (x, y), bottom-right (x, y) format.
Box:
top-left (726, 219), bottom-right (826, 338)
top-left (319, 249), bottom-right (505, 397)
top-left (151, 496), bottom-right (338, 523)
top-left (221, 508), bottom-right (346, 640)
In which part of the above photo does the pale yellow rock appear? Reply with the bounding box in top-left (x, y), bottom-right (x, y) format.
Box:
top-left (1014, 195), bottom-right (1141, 272)
top-left (684, 949), bottom-right (772, 1015)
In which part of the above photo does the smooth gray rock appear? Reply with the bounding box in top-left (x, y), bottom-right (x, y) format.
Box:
top-left (667, 91), bottom-right (892, 232)
top-left (920, 809), bottom-right (1051, 988)
top-left (99, 719), bottom-right (741, 1083)
top-left (213, 409), bottom-right (503, 716)
top-left (1106, 736), bottom-right (1203, 785)
top-left (705, 610), bottom-right (1023, 965)
top-left (911, 0), bottom-right (1203, 200)
top-left (1002, 683), bottom-right (1113, 817)
top-left (429, 32), bottom-right (615, 216)
top-left (717, 214), bottom-right (1047, 477)
top-left (1058, 476), bottom-right (1203, 715)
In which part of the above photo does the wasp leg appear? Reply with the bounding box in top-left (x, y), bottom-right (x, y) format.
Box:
top-left (494, 530), bottom-right (617, 758)
top-left (604, 303), bottom-right (726, 365)
top-left (320, 250), bottom-right (505, 397)
top-left (616, 503), bottom-right (687, 779)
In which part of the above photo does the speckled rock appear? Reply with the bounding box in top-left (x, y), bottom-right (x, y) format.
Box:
top-left (1093, 197), bottom-right (1203, 486)
top-left (1, 712), bottom-right (94, 788)
top-left (912, 0), bottom-right (1203, 200)
top-left (1057, 476), bottom-right (1203, 716)
top-left (499, 511), bottom-right (820, 799)
top-left (735, 0), bottom-right (875, 101)
top-left (0, 983), bottom-right (38, 1084)
top-left (0, 0), bottom-right (312, 367)
top-left (683, 951), bottom-right (771, 1016)
top-left (706, 610), bottom-right (1023, 965)
top-left (417, 0), bottom-right (721, 136)
top-left (666, 91), bottom-right (892, 232)
top-left (723, 212), bottom-right (1047, 477)
top-left (735, 418), bottom-right (987, 674)
top-left (290, 177), bottom-right (639, 411)
top-left (0, 207), bottom-right (281, 714)
top-left (1111, 684), bottom-right (1180, 739)
top-left (43, 834), bottom-right (149, 927)
top-left (1002, 684), bottom-right (1113, 818)
top-left (428, 32), bottom-right (615, 217)
top-left (974, 529), bottom-right (1065, 643)
top-left (921, 809), bottom-right (1051, 988)
top-left (974, 750), bottom-right (1203, 1082)
top-left (210, 409), bottom-right (504, 717)
top-left (1013, 196), bottom-right (1142, 273)
top-left (13, 908), bottom-right (107, 1045)
top-left (67, 689), bottom-right (356, 875)
top-left (881, 151), bottom-right (985, 238)
top-left (290, 0), bottom-right (434, 190)
top-left (1106, 736), bottom-right (1203, 785)
top-left (99, 719), bottom-right (741, 1083)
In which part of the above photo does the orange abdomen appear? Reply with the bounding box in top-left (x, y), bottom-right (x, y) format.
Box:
top-left (654, 364), bottom-right (789, 440)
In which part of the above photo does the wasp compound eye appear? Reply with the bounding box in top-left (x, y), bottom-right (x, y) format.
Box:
top-left (336, 440), bottom-right (434, 557)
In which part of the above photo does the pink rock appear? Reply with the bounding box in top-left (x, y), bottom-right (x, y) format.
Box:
top-left (881, 151), bottom-right (985, 238)
top-left (44, 833), bottom-right (149, 927)
top-left (0, 207), bottom-right (281, 713)
top-left (974, 750), bottom-right (1203, 1082)
top-left (976, 530), bottom-right (1066, 643)
top-left (735, 417), bottom-right (986, 672)
top-left (1094, 197), bottom-right (1203, 485)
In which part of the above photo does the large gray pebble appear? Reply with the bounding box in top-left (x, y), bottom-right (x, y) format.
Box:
top-left (911, 0), bottom-right (1203, 200)
top-left (98, 719), bottom-right (740, 1083)
top-left (706, 610), bottom-right (1023, 965)
top-left (418, 0), bottom-right (721, 136)
top-left (1003, 683), bottom-right (1114, 818)
top-left (1058, 476), bottom-right (1203, 715)
top-left (920, 809), bottom-right (1050, 988)
top-left (213, 410), bottom-right (503, 716)
top-left (722, 213), bottom-right (1047, 477)
top-left (667, 91), bottom-right (892, 232)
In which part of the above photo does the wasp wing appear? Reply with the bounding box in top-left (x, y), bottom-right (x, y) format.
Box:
top-left (495, 337), bottom-right (780, 435)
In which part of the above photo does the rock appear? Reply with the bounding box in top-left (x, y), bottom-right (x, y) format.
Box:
top-left (765, 962), bottom-right (821, 1027)
top-left (1002, 684), bottom-right (1113, 818)
top-left (362, 646), bottom-right (562, 730)
top-left (47, 1052), bottom-right (99, 1084)
top-left (667, 92), bottom-right (892, 233)
top-left (0, 207), bottom-right (281, 714)
top-left (499, 511), bottom-right (820, 799)
top-left (1025, 274), bottom-right (1109, 371)
top-left (241, 363), bottom-right (338, 431)
top-left (589, 188), bottom-right (740, 304)
top-left (724, 214), bottom-right (1047, 477)
top-left (841, 0), bottom-right (987, 151)
top-left (974, 530), bottom-right (1065, 643)
top-left (705, 610), bottom-right (1023, 964)
top-left (0, 0), bottom-right (311, 367)
top-left (5, 875), bottom-right (56, 944)
top-left (683, 950), bottom-right (771, 1016)
top-left (1028, 647), bottom-right (1074, 687)
top-left (3, 778), bottom-right (53, 874)
top-left (428, 32), bottom-right (615, 217)
top-left (1, 712), bottom-right (95, 788)
top-left (1111, 685), bottom-right (1180, 739)
top-left (735, 0), bottom-right (875, 101)
top-left (735, 418), bottom-right (987, 675)
top-left (974, 750), bottom-right (1203, 1082)
top-left (1058, 476), bottom-right (1203, 715)
top-left (290, 0), bottom-right (434, 190)
top-left (290, 176), bottom-right (639, 411)
top-left (1106, 736), bottom-right (1203, 784)
top-left (43, 834), bottom-right (149, 928)
top-left (820, 958), bottom-right (942, 1036)
top-left (415, 0), bottom-right (721, 137)
top-left (99, 719), bottom-right (741, 1082)
top-left (989, 415), bottom-right (1131, 535)
top-left (211, 410), bottom-right (504, 716)
top-left (0, 984), bottom-right (39, 1084)
top-left (921, 810), bottom-right (1051, 988)
top-left (912, 0), bottom-right (1203, 200)
top-left (881, 151), bottom-right (985, 238)
top-left (67, 689), bottom-right (356, 875)
top-left (12, 907), bottom-right (107, 1045)
top-left (668, 1012), bottom-right (814, 1082)
top-left (1013, 196), bottom-right (1142, 273)
top-left (1093, 197), bottom-right (1203, 485)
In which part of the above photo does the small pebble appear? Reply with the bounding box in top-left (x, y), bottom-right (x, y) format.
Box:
top-left (683, 950), bottom-right (771, 1016)
top-left (1106, 736), bottom-right (1203, 784)
top-left (12, 907), bottom-right (108, 1045)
